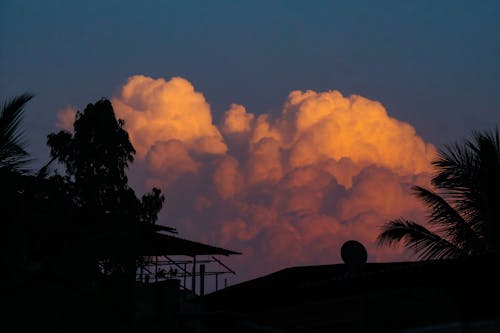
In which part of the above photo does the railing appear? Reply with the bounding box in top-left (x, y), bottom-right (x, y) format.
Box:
top-left (135, 255), bottom-right (235, 294)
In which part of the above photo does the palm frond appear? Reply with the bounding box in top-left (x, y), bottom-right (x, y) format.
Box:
top-left (432, 142), bottom-right (475, 197)
top-left (0, 93), bottom-right (34, 171)
top-left (430, 128), bottom-right (500, 239)
top-left (379, 128), bottom-right (500, 258)
top-left (377, 219), bottom-right (466, 260)
top-left (412, 186), bottom-right (483, 254)
top-left (468, 128), bottom-right (500, 157)
top-left (466, 128), bottom-right (500, 249)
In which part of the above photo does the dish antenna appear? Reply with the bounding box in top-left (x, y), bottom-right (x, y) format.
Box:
top-left (341, 240), bottom-right (367, 266)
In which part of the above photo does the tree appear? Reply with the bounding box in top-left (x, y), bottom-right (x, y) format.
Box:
top-left (47, 98), bottom-right (167, 277)
top-left (0, 94), bottom-right (73, 284)
top-left (377, 128), bottom-right (500, 259)
top-left (1, 96), bottom-right (167, 328)
top-left (47, 99), bottom-right (135, 218)
top-left (47, 99), bottom-right (165, 226)
top-left (0, 93), bottom-right (33, 173)
top-left (0, 93), bottom-right (38, 282)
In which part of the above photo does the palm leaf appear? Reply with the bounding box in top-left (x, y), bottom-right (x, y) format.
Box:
top-left (378, 128), bottom-right (500, 258)
top-left (412, 186), bottom-right (483, 254)
top-left (466, 128), bottom-right (500, 249)
top-left (377, 219), bottom-right (466, 260)
top-left (433, 129), bottom-right (500, 218)
top-left (432, 142), bottom-right (475, 196)
top-left (0, 93), bottom-right (34, 171)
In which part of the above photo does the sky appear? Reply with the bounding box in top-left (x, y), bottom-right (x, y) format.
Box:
top-left (1, 0), bottom-right (500, 285)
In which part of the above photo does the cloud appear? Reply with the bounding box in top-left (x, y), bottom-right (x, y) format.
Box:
top-left (56, 105), bottom-right (76, 131)
top-left (145, 139), bottom-right (199, 185)
top-left (282, 90), bottom-right (434, 180)
top-left (221, 104), bottom-right (254, 135)
top-left (112, 75), bottom-right (227, 159)
top-left (108, 75), bottom-right (436, 283)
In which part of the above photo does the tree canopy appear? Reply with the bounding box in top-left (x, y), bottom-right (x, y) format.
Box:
top-left (47, 99), bottom-right (165, 231)
top-left (1, 96), bottom-right (168, 285)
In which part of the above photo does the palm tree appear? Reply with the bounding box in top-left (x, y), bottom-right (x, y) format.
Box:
top-left (0, 93), bottom-right (34, 173)
top-left (1, 94), bottom-right (34, 282)
top-left (377, 128), bottom-right (500, 259)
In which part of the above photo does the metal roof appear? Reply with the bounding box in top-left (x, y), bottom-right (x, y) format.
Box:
top-left (89, 228), bottom-right (241, 258)
top-left (139, 232), bottom-right (241, 257)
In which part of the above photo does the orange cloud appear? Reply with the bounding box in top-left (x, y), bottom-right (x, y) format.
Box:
top-left (106, 75), bottom-right (436, 283)
top-left (273, 90), bottom-right (434, 178)
top-left (56, 105), bottom-right (76, 131)
top-left (112, 75), bottom-right (227, 158)
top-left (145, 140), bottom-right (199, 184)
top-left (212, 156), bottom-right (244, 200)
top-left (221, 104), bottom-right (254, 135)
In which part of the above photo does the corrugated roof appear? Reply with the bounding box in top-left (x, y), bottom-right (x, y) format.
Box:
top-left (81, 225), bottom-right (241, 258)
top-left (140, 232), bottom-right (241, 257)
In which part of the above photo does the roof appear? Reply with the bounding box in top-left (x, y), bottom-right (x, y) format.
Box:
top-left (202, 253), bottom-right (500, 332)
top-left (138, 232), bottom-right (241, 257)
top-left (79, 226), bottom-right (241, 258)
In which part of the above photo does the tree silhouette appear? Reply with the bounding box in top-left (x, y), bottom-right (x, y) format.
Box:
top-left (378, 128), bottom-right (500, 259)
top-left (0, 94), bottom-right (73, 289)
top-left (46, 99), bottom-right (167, 277)
top-left (47, 99), bottom-right (135, 218)
top-left (1, 94), bottom-right (34, 282)
top-left (0, 93), bottom-right (33, 173)
top-left (1, 96), bottom-right (170, 330)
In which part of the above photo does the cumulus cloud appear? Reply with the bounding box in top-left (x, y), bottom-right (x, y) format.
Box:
top-left (56, 105), bottom-right (76, 131)
top-left (112, 75), bottom-right (227, 158)
top-left (108, 75), bottom-right (436, 283)
top-left (283, 90), bottom-right (434, 179)
top-left (221, 103), bottom-right (254, 135)
top-left (145, 140), bottom-right (199, 185)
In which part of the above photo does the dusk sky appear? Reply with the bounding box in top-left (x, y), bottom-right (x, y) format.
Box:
top-left (1, 1), bottom-right (500, 284)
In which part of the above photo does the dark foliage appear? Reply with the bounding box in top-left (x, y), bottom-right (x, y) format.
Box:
top-left (0, 93), bottom-right (33, 172)
top-left (378, 128), bottom-right (500, 259)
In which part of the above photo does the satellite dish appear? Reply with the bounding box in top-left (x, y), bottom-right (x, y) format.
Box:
top-left (341, 240), bottom-right (367, 266)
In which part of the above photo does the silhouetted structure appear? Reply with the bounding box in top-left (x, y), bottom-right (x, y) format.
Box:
top-left (121, 227), bottom-right (241, 331)
top-left (1, 96), bottom-right (242, 332)
top-left (0, 224), bottom-right (240, 332)
top-left (200, 250), bottom-right (500, 332)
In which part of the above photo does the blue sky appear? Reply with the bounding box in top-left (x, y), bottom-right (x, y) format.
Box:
top-left (1, 0), bottom-right (499, 163)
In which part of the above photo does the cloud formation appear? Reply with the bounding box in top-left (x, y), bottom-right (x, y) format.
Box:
top-left (56, 105), bottom-right (76, 131)
top-left (112, 75), bottom-right (227, 158)
top-left (59, 75), bottom-right (436, 283)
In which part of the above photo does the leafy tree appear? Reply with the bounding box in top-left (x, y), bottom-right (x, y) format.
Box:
top-left (1, 96), bottom-right (167, 329)
top-left (47, 99), bottom-right (164, 226)
top-left (47, 99), bottom-right (135, 218)
top-left (46, 98), bottom-right (167, 276)
top-left (378, 128), bottom-right (500, 259)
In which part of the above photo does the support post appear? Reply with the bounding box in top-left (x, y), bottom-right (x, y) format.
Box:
top-left (183, 263), bottom-right (187, 289)
top-left (200, 264), bottom-right (205, 297)
top-left (191, 256), bottom-right (196, 295)
top-left (155, 256), bottom-right (158, 283)
top-left (140, 258), bottom-right (143, 282)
